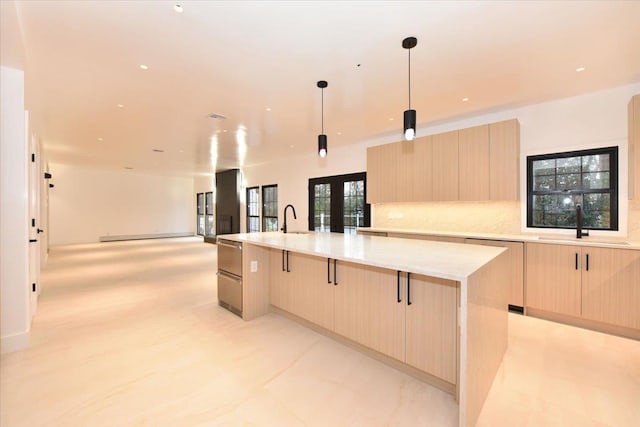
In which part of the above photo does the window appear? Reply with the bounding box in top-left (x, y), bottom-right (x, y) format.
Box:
top-left (262, 185), bottom-right (278, 232)
top-left (205, 191), bottom-right (214, 236)
top-left (246, 186), bottom-right (260, 232)
top-left (196, 193), bottom-right (205, 236)
top-left (527, 147), bottom-right (618, 230)
top-left (309, 172), bottom-right (370, 234)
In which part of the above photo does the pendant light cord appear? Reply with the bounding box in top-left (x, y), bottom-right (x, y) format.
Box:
top-left (408, 49), bottom-right (411, 109)
top-left (321, 88), bottom-right (324, 134)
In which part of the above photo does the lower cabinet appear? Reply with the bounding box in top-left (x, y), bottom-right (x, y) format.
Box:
top-left (334, 262), bottom-right (405, 361)
top-left (405, 273), bottom-right (458, 383)
top-left (526, 243), bottom-right (640, 332)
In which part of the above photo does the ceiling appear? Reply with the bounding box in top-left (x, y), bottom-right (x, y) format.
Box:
top-left (2, 1), bottom-right (640, 176)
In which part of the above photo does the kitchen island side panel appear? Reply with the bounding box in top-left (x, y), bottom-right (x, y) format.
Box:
top-left (459, 250), bottom-right (510, 427)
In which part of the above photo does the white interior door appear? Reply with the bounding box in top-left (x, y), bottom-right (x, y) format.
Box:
top-left (28, 114), bottom-right (41, 318)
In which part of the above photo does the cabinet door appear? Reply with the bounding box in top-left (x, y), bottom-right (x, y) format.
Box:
top-left (458, 125), bottom-right (490, 201)
top-left (465, 239), bottom-right (524, 307)
top-left (269, 249), bottom-right (293, 311)
top-left (405, 274), bottom-right (458, 383)
top-left (289, 253), bottom-right (334, 330)
top-left (334, 262), bottom-right (405, 361)
top-left (629, 95), bottom-right (639, 199)
top-left (366, 143), bottom-right (398, 203)
top-left (489, 119), bottom-right (520, 201)
top-left (432, 130), bottom-right (459, 201)
top-left (525, 243), bottom-right (582, 316)
top-left (412, 135), bottom-right (433, 201)
top-left (582, 247), bottom-right (640, 330)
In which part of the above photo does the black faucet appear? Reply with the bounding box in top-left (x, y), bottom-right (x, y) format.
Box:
top-left (281, 204), bottom-right (297, 233)
top-left (576, 204), bottom-right (589, 239)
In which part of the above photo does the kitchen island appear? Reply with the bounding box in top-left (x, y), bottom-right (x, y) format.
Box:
top-left (218, 232), bottom-right (509, 427)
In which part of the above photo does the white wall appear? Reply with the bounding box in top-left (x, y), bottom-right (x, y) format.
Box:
top-left (1, 66), bottom-right (30, 353)
top-left (49, 164), bottom-right (195, 245)
top-left (241, 82), bottom-right (640, 239)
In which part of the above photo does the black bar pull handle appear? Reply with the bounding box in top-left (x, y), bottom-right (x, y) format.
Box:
top-left (29, 239), bottom-right (37, 243)
top-left (586, 253), bottom-right (589, 271)
top-left (575, 253), bottom-right (579, 270)
top-left (286, 251), bottom-right (290, 273)
top-left (397, 271), bottom-right (401, 303)
top-left (333, 259), bottom-right (338, 286)
top-left (282, 249), bottom-right (285, 272)
top-left (327, 258), bottom-right (332, 284)
top-left (407, 272), bottom-right (412, 306)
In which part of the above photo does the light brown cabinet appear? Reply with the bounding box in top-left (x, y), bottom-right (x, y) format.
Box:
top-left (459, 125), bottom-right (490, 201)
top-left (465, 239), bottom-right (524, 307)
top-left (489, 119), bottom-right (520, 201)
top-left (405, 273), bottom-right (458, 383)
top-left (526, 243), bottom-right (640, 333)
top-left (334, 261), bottom-right (405, 361)
top-left (366, 119), bottom-right (519, 203)
top-left (581, 247), bottom-right (640, 330)
top-left (525, 243), bottom-right (582, 316)
top-left (432, 130), bottom-right (459, 201)
top-left (269, 249), bottom-right (334, 330)
top-left (629, 95), bottom-right (640, 199)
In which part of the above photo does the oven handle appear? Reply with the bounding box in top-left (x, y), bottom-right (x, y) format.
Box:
top-left (217, 240), bottom-right (242, 250)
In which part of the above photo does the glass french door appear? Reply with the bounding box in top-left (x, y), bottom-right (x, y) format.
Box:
top-left (308, 172), bottom-right (369, 234)
top-left (205, 191), bottom-right (214, 236)
top-left (196, 193), bottom-right (205, 236)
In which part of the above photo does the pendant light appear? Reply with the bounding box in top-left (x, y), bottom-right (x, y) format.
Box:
top-left (317, 80), bottom-right (328, 158)
top-left (402, 36), bottom-right (417, 141)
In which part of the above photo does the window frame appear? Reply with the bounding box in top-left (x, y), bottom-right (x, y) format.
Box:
top-left (246, 186), bottom-right (260, 233)
top-left (261, 184), bottom-right (278, 232)
top-left (196, 192), bottom-right (205, 236)
top-left (526, 146), bottom-right (619, 231)
top-left (308, 172), bottom-right (370, 234)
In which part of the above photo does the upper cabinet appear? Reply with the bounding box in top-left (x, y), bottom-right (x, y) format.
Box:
top-left (459, 125), bottom-right (490, 200)
top-left (432, 130), bottom-right (459, 201)
top-left (489, 119), bottom-right (520, 201)
top-left (366, 119), bottom-right (520, 203)
top-left (629, 95), bottom-right (639, 199)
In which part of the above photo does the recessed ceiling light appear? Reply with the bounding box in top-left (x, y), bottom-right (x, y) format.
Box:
top-left (173, 4), bottom-right (183, 13)
top-left (97, 137), bottom-right (103, 142)
top-left (117, 104), bottom-right (124, 108)
top-left (337, 132), bottom-right (342, 135)
top-left (223, 130), bottom-right (228, 133)
top-left (289, 144), bottom-right (294, 148)
top-left (462, 97), bottom-right (469, 102)
top-left (576, 66), bottom-right (586, 72)
top-left (265, 107), bottom-right (271, 112)
top-left (139, 64), bottom-right (149, 70)
top-left (179, 149), bottom-right (184, 153)
top-left (388, 118), bottom-right (394, 121)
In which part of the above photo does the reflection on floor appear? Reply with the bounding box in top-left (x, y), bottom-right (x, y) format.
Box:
top-left (1, 237), bottom-right (638, 426)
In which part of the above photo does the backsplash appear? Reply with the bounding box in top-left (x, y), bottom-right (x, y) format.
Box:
top-left (372, 201), bottom-right (521, 234)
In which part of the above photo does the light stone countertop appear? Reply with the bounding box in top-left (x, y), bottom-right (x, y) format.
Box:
top-left (219, 231), bottom-right (505, 282)
top-left (358, 227), bottom-right (640, 250)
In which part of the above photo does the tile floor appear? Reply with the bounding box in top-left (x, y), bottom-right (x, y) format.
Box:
top-left (1, 237), bottom-right (638, 426)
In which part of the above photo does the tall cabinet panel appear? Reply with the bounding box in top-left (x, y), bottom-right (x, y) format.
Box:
top-left (432, 130), bottom-right (459, 201)
top-left (413, 135), bottom-right (433, 201)
top-left (366, 143), bottom-right (398, 203)
top-left (458, 125), bottom-right (490, 201)
top-left (629, 95), bottom-right (640, 199)
top-left (489, 119), bottom-right (520, 201)
top-left (405, 274), bottom-right (458, 383)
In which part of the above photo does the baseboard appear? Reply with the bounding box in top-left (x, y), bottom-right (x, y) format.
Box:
top-left (99, 232), bottom-right (194, 242)
top-left (1, 330), bottom-right (29, 354)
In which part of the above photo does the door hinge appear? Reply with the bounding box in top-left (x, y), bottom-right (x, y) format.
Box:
top-left (31, 153), bottom-right (35, 162)
top-left (32, 283), bottom-right (36, 292)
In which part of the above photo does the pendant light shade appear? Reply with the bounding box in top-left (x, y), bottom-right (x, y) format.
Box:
top-left (317, 80), bottom-right (328, 157)
top-left (318, 134), bottom-right (327, 158)
top-left (402, 36), bottom-right (418, 141)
